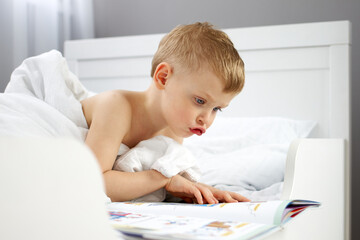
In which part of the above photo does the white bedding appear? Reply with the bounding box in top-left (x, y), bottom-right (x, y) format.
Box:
top-left (184, 117), bottom-right (316, 201)
top-left (113, 135), bottom-right (202, 202)
top-left (0, 50), bottom-right (90, 140)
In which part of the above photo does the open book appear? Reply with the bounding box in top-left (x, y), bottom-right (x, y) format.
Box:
top-left (107, 200), bottom-right (320, 240)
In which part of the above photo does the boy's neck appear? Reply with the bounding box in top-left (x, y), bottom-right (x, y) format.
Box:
top-left (138, 85), bottom-right (167, 135)
top-left (142, 85), bottom-right (183, 143)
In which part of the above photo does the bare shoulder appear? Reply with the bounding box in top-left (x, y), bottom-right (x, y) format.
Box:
top-left (82, 90), bottom-right (131, 130)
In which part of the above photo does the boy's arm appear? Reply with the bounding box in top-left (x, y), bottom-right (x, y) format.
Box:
top-left (84, 93), bottom-right (169, 201)
top-left (83, 92), bottom-right (216, 203)
top-left (106, 171), bottom-right (217, 203)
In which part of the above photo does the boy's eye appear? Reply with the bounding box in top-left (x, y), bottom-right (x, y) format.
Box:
top-left (195, 98), bottom-right (205, 105)
top-left (213, 107), bottom-right (222, 112)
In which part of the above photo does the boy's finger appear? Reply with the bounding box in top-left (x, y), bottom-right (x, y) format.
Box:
top-left (231, 192), bottom-right (250, 202)
top-left (198, 185), bottom-right (217, 204)
top-left (192, 187), bottom-right (204, 204)
top-left (223, 193), bottom-right (238, 203)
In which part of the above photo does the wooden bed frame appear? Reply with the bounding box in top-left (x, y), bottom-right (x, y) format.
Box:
top-left (64, 21), bottom-right (351, 240)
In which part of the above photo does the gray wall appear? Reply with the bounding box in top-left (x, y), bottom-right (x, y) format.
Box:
top-left (0, 0), bottom-right (13, 92)
top-left (93, 0), bottom-right (359, 239)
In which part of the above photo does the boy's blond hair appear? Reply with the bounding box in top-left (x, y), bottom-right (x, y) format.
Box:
top-left (151, 22), bottom-right (245, 93)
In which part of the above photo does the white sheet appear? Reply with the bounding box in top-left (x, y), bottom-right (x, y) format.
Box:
top-left (184, 117), bottom-right (316, 201)
top-left (113, 135), bottom-right (201, 202)
top-left (1, 50), bottom-right (90, 139)
top-left (0, 50), bottom-right (115, 203)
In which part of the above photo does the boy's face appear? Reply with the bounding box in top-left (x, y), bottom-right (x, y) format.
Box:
top-left (161, 66), bottom-right (236, 138)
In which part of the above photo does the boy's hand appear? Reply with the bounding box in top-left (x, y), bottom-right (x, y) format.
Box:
top-left (198, 183), bottom-right (250, 203)
top-left (165, 175), bottom-right (218, 204)
top-left (165, 175), bottom-right (250, 204)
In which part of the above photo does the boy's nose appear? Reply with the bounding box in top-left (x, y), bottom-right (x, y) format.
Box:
top-left (196, 112), bottom-right (212, 127)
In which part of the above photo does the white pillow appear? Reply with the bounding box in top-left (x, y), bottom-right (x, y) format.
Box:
top-left (183, 117), bottom-right (316, 191)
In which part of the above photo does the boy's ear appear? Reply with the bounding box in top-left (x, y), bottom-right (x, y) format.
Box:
top-left (153, 62), bottom-right (172, 90)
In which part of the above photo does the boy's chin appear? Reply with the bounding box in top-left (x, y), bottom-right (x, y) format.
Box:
top-left (183, 132), bottom-right (198, 138)
top-left (173, 131), bottom-right (193, 140)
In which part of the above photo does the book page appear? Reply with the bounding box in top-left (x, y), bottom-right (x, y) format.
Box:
top-left (107, 201), bottom-right (290, 225)
top-left (276, 200), bottom-right (320, 225)
top-left (109, 210), bottom-right (280, 240)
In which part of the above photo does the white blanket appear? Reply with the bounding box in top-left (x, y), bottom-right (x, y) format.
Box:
top-left (1, 50), bottom-right (90, 139)
top-left (113, 135), bottom-right (201, 202)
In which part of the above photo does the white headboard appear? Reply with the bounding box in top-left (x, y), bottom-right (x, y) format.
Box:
top-left (64, 21), bottom-right (351, 141)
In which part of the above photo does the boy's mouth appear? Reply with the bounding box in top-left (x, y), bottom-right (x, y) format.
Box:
top-left (190, 128), bottom-right (205, 136)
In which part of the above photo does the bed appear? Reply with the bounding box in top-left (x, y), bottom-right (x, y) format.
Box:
top-left (0, 21), bottom-right (351, 240)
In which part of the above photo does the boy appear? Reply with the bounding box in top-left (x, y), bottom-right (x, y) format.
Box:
top-left (81, 22), bottom-right (248, 204)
